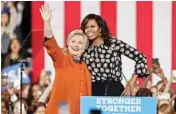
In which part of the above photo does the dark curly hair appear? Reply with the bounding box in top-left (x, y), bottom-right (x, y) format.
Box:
top-left (80, 14), bottom-right (112, 45)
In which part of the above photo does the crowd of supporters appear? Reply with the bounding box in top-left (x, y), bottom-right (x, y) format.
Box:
top-left (1, 1), bottom-right (50, 114)
top-left (1, 1), bottom-right (176, 114)
top-left (132, 66), bottom-right (176, 114)
top-left (1, 69), bottom-right (52, 114)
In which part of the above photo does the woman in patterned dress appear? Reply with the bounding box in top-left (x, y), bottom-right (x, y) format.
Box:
top-left (81, 14), bottom-right (150, 96)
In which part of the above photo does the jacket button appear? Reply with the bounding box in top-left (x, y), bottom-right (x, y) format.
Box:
top-left (80, 81), bottom-right (84, 85)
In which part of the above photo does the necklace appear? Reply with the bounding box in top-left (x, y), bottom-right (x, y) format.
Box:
top-left (72, 57), bottom-right (83, 64)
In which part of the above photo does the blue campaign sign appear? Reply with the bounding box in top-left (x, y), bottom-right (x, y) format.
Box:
top-left (2, 63), bottom-right (31, 88)
top-left (80, 96), bottom-right (157, 114)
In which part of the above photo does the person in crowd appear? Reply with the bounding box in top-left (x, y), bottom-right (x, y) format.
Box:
top-left (5, 1), bottom-right (24, 39)
top-left (157, 100), bottom-right (175, 114)
top-left (39, 4), bottom-right (91, 114)
top-left (32, 84), bottom-right (42, 100)
top-left (13, 99), bottom-right (28, 114)
top-left (21, 84), bottom-right (30, 99)
top-left (150, 86), bottom-right (158, 96)
top-left (1, 7), bottom-right (12, 58)
top-left (32, 102), bottom-right (46, 114)
top-left (38, 83), bottom-right (53, 103)
top-left (27, 83), bottom-right (45, 113)
top-left (171, 95), bottom-right (176, 113)
top-left (155, 80), bottom-right (166, 93)
top-left (1, 99), bottom-right (8, 114)
top-left (131, 81), bottom-right (140, 96)
top-left (80, 13), bottom-right (150, 96)
top-left (2, 39), bottom-right (26, 69)
top-left (135, 88), bottom-right (152, 97)
top-left (38, 69), bottom-right (51, 92)
top-left (1, 73), bottom-right (8, 92)
top-left (1, 6), bottom-right (14, 38)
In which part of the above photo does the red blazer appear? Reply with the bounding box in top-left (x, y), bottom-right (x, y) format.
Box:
top-left (44, 37), bottom-right (91, 114)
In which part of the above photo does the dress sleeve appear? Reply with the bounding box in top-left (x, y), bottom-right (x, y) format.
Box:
top-left (114, 39), bottom-right (150, 78)
top-left (43, 36), bottom-right (64, 67)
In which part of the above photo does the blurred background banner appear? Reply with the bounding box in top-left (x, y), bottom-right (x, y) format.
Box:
top-left (2, 63), bottom-right (30, 88)
top-left (80, 96), bottom-right (157, 114)
top-left (31, 1), bottom-right (176, 85)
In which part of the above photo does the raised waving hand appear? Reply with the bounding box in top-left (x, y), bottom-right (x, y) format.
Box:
top-left (39, 4), bottom-right (52, 22)
top-left (39, 4), bottom-right (53, 38)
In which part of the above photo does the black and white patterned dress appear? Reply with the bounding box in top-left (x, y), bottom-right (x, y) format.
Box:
top-left (83, 38), bottom-right (149, 82)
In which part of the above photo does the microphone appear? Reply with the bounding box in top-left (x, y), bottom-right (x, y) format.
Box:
top-left (104, 61), bottom-right (133, 96)
top-left (119, 62), bottom-right (133, 96)
top-left (18, 58), bottom-right (31, 64)
top-left (105, 79), bottom-right (112, 96)
top-left (16, 29), bottom-right (47, 114)
top-left (121, 71), bottom-right (133, 96)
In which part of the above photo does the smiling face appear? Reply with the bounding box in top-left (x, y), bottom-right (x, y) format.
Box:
top-left (84, 19), bottom-right (101, 41)
top-left (68, 35), bottom-right (86, 58)
top-left (10, 39), bottom-right (21, 53)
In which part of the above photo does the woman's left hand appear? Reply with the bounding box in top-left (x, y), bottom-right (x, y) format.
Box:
top-left (121, 74), bottom-right (138, 96)
top-left (121, 81), bottom-right (134, 96)
top-left (121, 81), bottom-right (135, 96)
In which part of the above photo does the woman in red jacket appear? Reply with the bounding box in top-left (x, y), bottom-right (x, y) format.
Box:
top-left (39, 4), bottom-right (91, 114)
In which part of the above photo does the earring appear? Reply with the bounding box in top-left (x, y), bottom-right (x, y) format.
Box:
top-left (100, 33), bottom-right (101, 36)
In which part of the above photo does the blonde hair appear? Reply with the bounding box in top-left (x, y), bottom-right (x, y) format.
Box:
top-left (67, 29), bottom-right (89, 50)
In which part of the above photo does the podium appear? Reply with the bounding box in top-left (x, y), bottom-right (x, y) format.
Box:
top-left (80, 96), bottom-right (157, 114)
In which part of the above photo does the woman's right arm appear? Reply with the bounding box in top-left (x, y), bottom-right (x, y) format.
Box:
top-left (39, 4), bottom-right (53, 38)
top-left (40, 4), bottom-right (64, 67)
